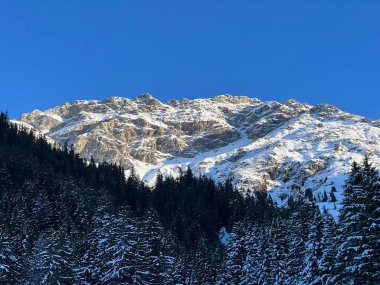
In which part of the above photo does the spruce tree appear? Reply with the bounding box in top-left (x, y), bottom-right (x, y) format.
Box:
top-left (0, 228), bottom-right (21, 283)
top-left (239, 223), bottom-right (262, 285)
top-left (361, 156), bottom-right (380, 283)
top-left (335, 160), bottom-right (375, 284)
top-left (217, 222), bottom-right (246, 284)
top-left (319, 208), bottom-right (337, 285)
top-left (95, 210), bottom-right (139, 284)
top-left (299, 204), bottom-right (324, 285)
top-left (133, 210), bottom-right (177, 285)
top-left (26, 229), bottom-right (74, 285)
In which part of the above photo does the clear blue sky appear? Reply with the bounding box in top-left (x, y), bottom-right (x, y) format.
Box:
top-left (1, 1), bottom-right (379, 119)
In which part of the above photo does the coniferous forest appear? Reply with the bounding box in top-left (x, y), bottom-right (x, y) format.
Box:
top-left (0, 111), bottom-right (379, 285)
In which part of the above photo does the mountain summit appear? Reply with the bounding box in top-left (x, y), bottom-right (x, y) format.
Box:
top-left (20, 94), bottom-right (380, 204)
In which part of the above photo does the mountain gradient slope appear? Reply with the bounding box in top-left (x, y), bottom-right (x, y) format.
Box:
top-left (20, 94), bottom-right (380, 206)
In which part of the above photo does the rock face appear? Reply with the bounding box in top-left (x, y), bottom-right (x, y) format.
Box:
top-left (20, 94), bottom-right (380, 206)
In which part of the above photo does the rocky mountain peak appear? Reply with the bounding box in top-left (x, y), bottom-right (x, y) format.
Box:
top-left (20, 109), bottom-right (44, 122)
top-left (19, 94), bottom-right (380, 209)
top-left (136, 93), bottom-right (154, 100)
top-left (211, 94), bottom-right (261, 105)
top-left (284, 98), bottom-right (303, 107)
top-left (133, 93), bottom-right (163, 108)
top-left (103, 96), bottom-right (129, 103)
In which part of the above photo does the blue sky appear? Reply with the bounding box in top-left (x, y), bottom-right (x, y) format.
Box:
top-left (0, 1), bottom-right (379, 119)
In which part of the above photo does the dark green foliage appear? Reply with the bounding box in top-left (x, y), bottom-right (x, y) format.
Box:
top-left (152, 173), bottom-right (260, 247)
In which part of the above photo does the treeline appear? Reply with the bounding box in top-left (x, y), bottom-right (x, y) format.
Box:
top-left (0, 112), bottom-right (273, 245)
top-left (0, 112), bottom-right (379, 284)
top-left (0, 112), bottom-right (274, 284)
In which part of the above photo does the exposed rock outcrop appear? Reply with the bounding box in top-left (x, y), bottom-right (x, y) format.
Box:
top-left (20, 94), bottom-right (380, 205)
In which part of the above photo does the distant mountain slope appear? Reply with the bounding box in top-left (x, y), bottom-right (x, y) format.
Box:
top-left (20, 94), bottom-right (380, 207)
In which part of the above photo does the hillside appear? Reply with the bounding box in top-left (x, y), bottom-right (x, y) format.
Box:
top-left (20, 95), bottom-right (380, 209)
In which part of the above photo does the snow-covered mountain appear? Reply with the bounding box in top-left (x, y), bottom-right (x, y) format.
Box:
top-left (19, 94), bottom-right (380, 208)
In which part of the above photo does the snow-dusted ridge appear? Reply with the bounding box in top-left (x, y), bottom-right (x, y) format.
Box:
top-left (19, 94), bottom-right (380, 214)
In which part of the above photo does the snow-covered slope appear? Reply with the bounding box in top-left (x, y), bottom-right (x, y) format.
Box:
top-left (19, 94), bottom-right (380, 210)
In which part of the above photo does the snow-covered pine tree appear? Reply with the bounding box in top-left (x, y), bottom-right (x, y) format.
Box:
top-left (239, 223), bottom-right (262, 285)
top-left (271, 218), bottom-right (290, 285)
top-left (285, 200), bottom-right (311, 283)
top-left (30, 182), bottom-right (55, 231)
top-left (133, 210), bottom-right (177, 285)
top-left (94, 209), bottom-right (139, 285)
top-left (335, 160), bottom-right (374, 284)
top-left (299, 203), bottom-right (324, 285)
top-left (319, 208), bottom-right (337, 284)
top-left (217, 222), bottom-right (246, 284)
top-left (0, 228), bottom-right (21, 284)
top-left (184, 235), bottom-right (223, 285)
top-left (26, 229), bottom-right (74, 285)
top-left (73, 197), bottom-right (112, 284)
top-left (361, 156), bottom-right (380, 283)
top-left (252, 225), bottom-right (273, 285)
top-left (0, 183), bottom-right (31, 284)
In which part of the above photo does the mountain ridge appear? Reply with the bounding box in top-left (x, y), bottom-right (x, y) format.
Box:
top-left (19, 94), bottom-right (380, 212)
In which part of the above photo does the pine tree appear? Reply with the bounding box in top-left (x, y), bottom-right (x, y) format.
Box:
top-left (322, 191), bottom-right (328, 202)
top-left (133, 210), bottom-right (177, 285)
top-left (0, 228), bottom-right (21, 284)
top-left (299, 204), bottom-right (324, 285)
top-left (335, 160), bottom-right (375, 284)
top-left (285, 200), bottom-right (311, 283)
top-left (94, 209), bottom-right (139, 284)
top-left (271, 219), bottom-right (290, 285)
top-left (239, 223), bottom-right (262, 285)
top-left (26, 229), bottom-right (74, 285)
top-left (319, 208), bottom-right (337, 285)
top-left (217, 222), bottom-right (246, 284)
top-left (361, 156), bottom-right (380, 283)
top-left (184, 236), bottom-right (222, 285)
top-left (255, 225), bottom-right (273, 285)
